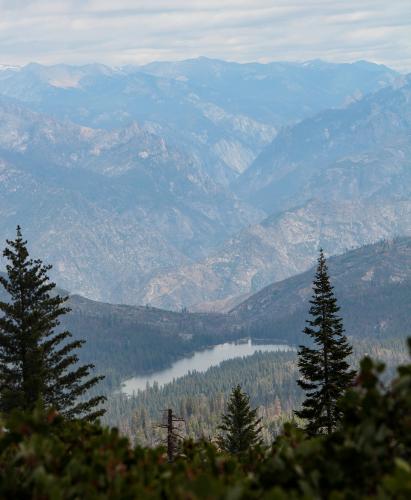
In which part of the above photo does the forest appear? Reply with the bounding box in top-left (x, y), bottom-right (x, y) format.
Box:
top-left (102, 337), bottom-right (409, 445)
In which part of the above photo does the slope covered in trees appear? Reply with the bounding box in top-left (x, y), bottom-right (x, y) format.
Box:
top-left (1, 237), bottom-right (409, 391)
top-left (60, 237), bottom-right (411, 391)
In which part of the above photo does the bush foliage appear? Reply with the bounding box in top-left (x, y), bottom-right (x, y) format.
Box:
top-left (1, 340), bottom-right (410, 499)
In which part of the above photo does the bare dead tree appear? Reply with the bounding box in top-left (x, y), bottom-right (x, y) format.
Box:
top-left (155, 408), bottom-right (185, 462)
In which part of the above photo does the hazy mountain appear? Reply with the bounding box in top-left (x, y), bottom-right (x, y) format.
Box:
top-left (143, 77), bottom-right (411, 309)
top-left (0, 59), bottom-right (397, 178)
top-left (138, 199), bottom-right (411, 310)
top-left (0, 62), bottom-right (276, 178)
top-left (0, 59), bottom-right (404, 306)
top-left (141, 57), bottom-right (398, 127)
top-left (0, 97), bottom-right (260, 301)
top-left (236, 74), bottom-right (411, 213)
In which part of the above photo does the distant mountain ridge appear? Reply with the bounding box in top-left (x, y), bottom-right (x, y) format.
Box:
top-left (236, 73), bottom-right (411, 213)
top-left (140, 57), bottom-right (398, 126)
top-left (0, 58), bottom-right (405, 306)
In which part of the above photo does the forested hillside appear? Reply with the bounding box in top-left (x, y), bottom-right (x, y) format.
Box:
top-left (112, 350), bottom-right (300, 445)
top-left (62, 295), bottom-right (237, 386)
top-left (233, 237), bottom-right (411, 343)
top-left (56, 237), bottom-right (411, 389)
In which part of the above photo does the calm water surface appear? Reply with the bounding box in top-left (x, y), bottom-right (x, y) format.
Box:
top-left (121, 340), bottom-right (292, 395)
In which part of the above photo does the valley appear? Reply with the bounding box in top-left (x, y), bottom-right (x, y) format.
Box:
top-left (3, 236), bottom-right (409, 401)
top-left (141, 76), bottom-right (411, 309)
top-left (0, 57), bottom-right (410, 445)
top-left (2, 3), bottom-right (411, 496)
top-left (106, 337), bottom-right (409, 445)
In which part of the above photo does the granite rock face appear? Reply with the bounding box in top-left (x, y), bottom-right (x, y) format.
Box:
top-left (140, 199), bottom-right (411, 310)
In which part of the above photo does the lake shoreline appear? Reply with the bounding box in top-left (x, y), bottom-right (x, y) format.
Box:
top-left (121, 339), bottom-right (294, 396)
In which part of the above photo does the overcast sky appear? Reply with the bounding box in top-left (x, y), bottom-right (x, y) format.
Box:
top-left (1, 0), bottom-right (410, 71)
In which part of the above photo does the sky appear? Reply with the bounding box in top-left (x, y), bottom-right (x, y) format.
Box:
top-left (0, 0), bottom-right (410, 71)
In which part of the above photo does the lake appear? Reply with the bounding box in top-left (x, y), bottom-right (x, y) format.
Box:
top-left (121, 339), bottom-right (292, 395)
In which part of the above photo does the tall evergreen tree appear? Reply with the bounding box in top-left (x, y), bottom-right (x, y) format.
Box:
top-left (0, 227), bottom-right (105, 420)
top-left (217, 385), bottom-right (262, 453)
top-left (295, 250), bottom-right (355, 435)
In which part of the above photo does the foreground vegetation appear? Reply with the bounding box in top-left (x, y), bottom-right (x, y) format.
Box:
top-left (1, 343), bottom-right (410, 498)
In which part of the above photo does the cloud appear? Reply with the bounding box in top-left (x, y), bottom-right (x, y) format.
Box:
top-left (0, 0), bottom-right (410, 70)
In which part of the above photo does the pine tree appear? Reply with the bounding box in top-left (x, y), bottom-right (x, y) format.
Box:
top-left (295, 249), bottom-right (356, 435)
top-left (0, 227), bottom-right (105, 420)
top-left (217, 385), bottom-right (262, 453)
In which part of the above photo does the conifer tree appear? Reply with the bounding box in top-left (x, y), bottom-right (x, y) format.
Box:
top-left (0, 227), bottom-right (105, 420)
top-left (295, 250), bottom-right (355, 435)
top-left (218, 385), bottom-right (262, 453)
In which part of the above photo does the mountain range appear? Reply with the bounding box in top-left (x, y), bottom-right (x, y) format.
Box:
top-left (0, 58), bottom-right (408, 309)
top-left (0, 95), bottom-right (260, 300)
